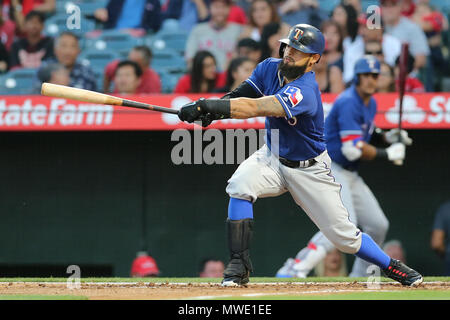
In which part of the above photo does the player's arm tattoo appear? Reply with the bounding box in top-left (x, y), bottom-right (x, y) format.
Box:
top-left (230, 96), bottom-right (286, 119)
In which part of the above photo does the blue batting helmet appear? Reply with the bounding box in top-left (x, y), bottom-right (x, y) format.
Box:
top-left (353, 55), bottom-right (381, 85)
top-left (279, 24), bottom-right (325, 58)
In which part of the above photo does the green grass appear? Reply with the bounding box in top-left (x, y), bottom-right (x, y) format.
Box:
top-left (219, 290), bottom-right (450, 300)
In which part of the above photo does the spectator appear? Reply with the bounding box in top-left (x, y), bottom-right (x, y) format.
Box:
top-left (383, 240), bottom-right (406, 264)
top-left (161, 0), bottom-right (210, 34)
top-left (364, 40), bottom-right (384, 64)
top-left (412, 2), bottom-right (449, 91)
top-left (104, 46), bottom-right (161, 94)
top-left (278, 0), bottom-right (329, 29)
top-left (114, 60), bottom-right (143, 95)
top-left (360, 17), bottom-right (401, 67)
top-left (33, 62), bottom-right (70, 93)
top-left (94, 0), bottom-right (162, 33)
top-left (227, 1), bottom-right (248, 25)
top-left (332, 2), bottom-right (363, 85)
top-left (314, 248), bottom-right (348, 277)
top-left (259, 22), bottom-right (284, 61)
top-left (214, 56), bottom-right (256, 92)
top-left (236, 37), bottom-right (262, 64)
top-left (320, 20), bottom-right (345, 93)
top-left (9, 0), bottom-right (55, 34)
top-left (174, 50), bottom-right (226, 93)
top-left (377, 61), bottom-right (395, 93)
top-left (400, 0), bottom-right (416, 18)
top-left (394, 53), bottom-right (425, 93)
top-left (239, 0), bottom-right (290, 42)
top-left (130, 251), bottom-right (160, 277)
top-left (0, 4), bottom-right (16, 52)
top-left (342, 0), bottom-right (362, 13)
top-left (9, 10), bottom-right (54, 70)
top-left (47, 32), bottom-right (97, 91)
top-left (199, 258), bottom-right (225, 277)
top-left (0, 42), bottom-right (8, 73)
top-left (313, 47), bottom-right (344, 94)
top-left (381, 0), bottom-right (430, 73)
top-left (185, 0), bottom-right (242, 72)
top-left (431, 201), bottom-right (450, 276)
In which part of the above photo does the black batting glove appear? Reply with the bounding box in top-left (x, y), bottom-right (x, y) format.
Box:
top-left (178, 99), bottom-right (206, 123)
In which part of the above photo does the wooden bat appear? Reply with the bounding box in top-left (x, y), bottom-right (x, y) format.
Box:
top-left (41, 83), bottom-right (179, 115)
top-left (394, 42), bottom-right (409, 166)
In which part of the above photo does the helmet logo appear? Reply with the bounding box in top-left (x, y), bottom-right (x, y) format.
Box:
top-left (293, 28), bottom-right (304, 40)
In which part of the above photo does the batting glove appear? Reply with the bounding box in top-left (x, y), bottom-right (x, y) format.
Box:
top-left (384, 129), bottom-right (413, 146)
top-left (386, 142), bottom-right (406, 162)
top-left (178, 99), bottom-right (206, 123)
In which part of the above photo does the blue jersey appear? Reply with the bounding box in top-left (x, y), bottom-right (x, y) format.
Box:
top-left (245, 58), bottom-right (326, 161)
top-left (325, 85), bottom-right (377, 170)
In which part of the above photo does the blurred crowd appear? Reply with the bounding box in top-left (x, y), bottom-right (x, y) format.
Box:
top-left (0, 0), bottom-right (449, 95)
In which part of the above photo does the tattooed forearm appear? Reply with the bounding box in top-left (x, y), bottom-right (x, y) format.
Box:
top-left (230, 96), bottom-right (286, 119)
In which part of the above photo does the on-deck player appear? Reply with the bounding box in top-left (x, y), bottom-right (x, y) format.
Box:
top-left (275, 55), bottom-right (414, 278)
top-left (177, 24), bottom-right (423, 287)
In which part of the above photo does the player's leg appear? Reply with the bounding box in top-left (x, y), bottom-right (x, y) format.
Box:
top-left (223, 145), bottom-right (287, 286)
top-left (276, 161), bottom-right (358, 278)
top-left (283, 152), bottom-right (422, 286)
top-left (275, 231), bottom-right (332, 277)
top-left (349, 176), bottom-right (389, 277)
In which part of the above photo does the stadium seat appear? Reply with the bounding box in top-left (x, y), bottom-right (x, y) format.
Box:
top-left (159, 72), bottom-right (183, 94)
top-left (147, 31), bottom-right (189, 55)
top-left (44, 13), bottom-right (96, 37)
top-left (74, 0), bottom-right (108, 17)
top-left (84, 33), bottom-right (144, 51)
top-left (319, 0), bottom-right (340, 14)
top-left (0, 68), bottom-right (38, 95)
top-left (79, 49), bottom-right (120, 71)
top-left (151, 49), bottom-right (187, 73)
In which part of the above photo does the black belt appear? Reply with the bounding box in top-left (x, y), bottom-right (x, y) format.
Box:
top-left (279, 156), bottom-right (316, 168)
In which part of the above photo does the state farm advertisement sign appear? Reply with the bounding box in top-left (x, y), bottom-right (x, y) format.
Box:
top-left (0, 93), bottom-right (448, 131)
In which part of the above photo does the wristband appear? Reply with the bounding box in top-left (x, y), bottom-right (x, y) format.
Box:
top-left (203, 99), bottom-right (231, 119)
top-left (375, 148), bottom-right (388, 159)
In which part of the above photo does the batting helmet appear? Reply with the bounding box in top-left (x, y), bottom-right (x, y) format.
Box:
top-left (278, 24), bottom-right (325, 58)
top-left (353, 55), bottom-right (381, 85)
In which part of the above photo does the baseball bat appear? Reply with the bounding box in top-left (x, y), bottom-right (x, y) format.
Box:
top-left (394, 42), bottom-right (409, 166)
top-left (41, 83), bottom-right (179, 115)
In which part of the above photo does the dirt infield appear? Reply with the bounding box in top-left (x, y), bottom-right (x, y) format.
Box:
top-left (1, 281), bottom-right (449, 299)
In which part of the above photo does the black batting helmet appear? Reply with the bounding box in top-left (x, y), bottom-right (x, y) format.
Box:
top-left (279, 24), bottom-right (326, 58)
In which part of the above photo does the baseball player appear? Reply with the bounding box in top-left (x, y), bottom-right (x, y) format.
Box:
top-left (177, 24), bottom-right (423, 287)
top-left (275, 55), bottom-right (414, 279)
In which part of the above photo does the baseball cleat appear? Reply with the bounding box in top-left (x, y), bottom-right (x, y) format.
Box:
top-left (221, 258), bottom-right (250, 287)
top-left (275, 258), bottom-right (296, 278)
top-left (383, 259), bottom-right (423, 287)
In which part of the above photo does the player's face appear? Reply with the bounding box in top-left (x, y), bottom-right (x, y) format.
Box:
top-left (283, 46), bottom-right (312, 68)
top-left (359, 73), bottom-right (379, 95)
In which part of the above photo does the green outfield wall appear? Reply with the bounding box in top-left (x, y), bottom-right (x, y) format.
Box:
top-left (0, 130), bottom-right (448, 277)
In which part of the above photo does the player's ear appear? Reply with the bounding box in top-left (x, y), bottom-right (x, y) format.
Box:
top-left (310, 54), bottom-right (321, 66)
